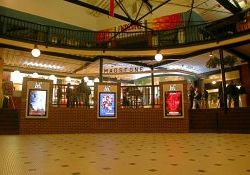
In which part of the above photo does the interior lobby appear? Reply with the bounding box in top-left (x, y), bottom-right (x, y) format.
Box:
top-left (0, 0), bottom-right (250, 174)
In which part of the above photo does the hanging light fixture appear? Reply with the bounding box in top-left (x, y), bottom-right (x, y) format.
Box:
top-left (155, 53), bottom-right (163, 62)
top-left (155, 50), bottom-right (163, 62)
top-left (31, 45), bottom-right (41, 57)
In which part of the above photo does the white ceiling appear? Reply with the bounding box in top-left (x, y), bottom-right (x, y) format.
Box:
top-left (2, 48), bottom-right (245, 81)
top-left (2, 48), bottom-right (85, 74)
top-left (82, 0), bottom-right (249, 22)
top-left (1, 0), bottom-right (248, 30)
top-left (159, 50), bottom-right (244, 74)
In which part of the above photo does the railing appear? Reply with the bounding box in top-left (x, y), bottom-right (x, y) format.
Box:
top-left (52, 84), bottom-right (95, 108)
top-left (121, 85), bottom-right (160, 108)
top-left (1, 10), bottom-right (249, 50)
top-left (52, 84), bottom-right (160, 108)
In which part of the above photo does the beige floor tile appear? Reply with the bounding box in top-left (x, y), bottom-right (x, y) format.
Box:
top-left (0, 133), bottom-right (250, 175)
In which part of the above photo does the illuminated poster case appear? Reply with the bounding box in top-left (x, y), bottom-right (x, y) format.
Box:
top-left (163, 83), bottom-right (184, 118)
top-left (165, 91), bottom-right (182, 117)
top-left (98, 92), bottom-right (116, 118)
top-left (25, 79), bottom-right (51, 118)
top-left (27, 89), bottom-right (48, 117)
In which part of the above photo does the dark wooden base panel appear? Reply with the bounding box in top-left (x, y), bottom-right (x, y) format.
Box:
top-left (190, 108), bottom-right (250, 133)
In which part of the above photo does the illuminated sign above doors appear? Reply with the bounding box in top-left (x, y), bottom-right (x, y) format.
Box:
top-left (103, 67), bottom-right (144, 74)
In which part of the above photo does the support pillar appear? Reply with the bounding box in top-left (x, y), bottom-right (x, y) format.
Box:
top-left (0, 49), bottom-right (3, 108)
top-left (151, 67), bottom-right (155, 108)
top-left (99, 57), bottom-right (103, 83)
top-left (219, 49), bottom-right (228, 112)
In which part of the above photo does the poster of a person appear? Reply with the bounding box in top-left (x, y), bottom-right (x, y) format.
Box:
top-left (28, 90), bottom-right (47, 116)
top-left (99, 93), bottom-right (116, 117)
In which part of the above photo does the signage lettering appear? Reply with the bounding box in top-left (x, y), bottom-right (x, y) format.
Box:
top-left (34, 82), bottom-right (42, 89)
top-left (117, 22), bottom-right (143, 33)
top-left (104, 86), bottom-right (111, 92)
top-left (103, 67), bottom-right (144, 74)
top-left (169, 84), bottom-right (176, 91)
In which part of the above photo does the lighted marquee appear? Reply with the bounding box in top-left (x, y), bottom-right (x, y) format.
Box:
top-left (165, 91), bottom-right (182, 116)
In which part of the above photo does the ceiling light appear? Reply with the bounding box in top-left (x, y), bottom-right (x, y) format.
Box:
top-left (84, 76), bottom-right (89, 82)
top-left (23, 62), bottom-right (63, 70)
top-left (155, 53), bottom-right (163, 62)
top-left (209, 52), bottom-right (213, 57)
top-left (32, 72), bottom-right (39, 78)
top-left (65, 76), bottom-right (71, 82)
top-left (94, 78), bottom-right (99, 82)
top-left (49, 75), bottom-right (56, 80)
top-left (49, 75), bottom-right (57, 84)
top-left (212, 81), bottom-right (216, 85)
top-left (13, 70), bottom-right (20, 75)
top-left (87, 80), bottom-right (94, 86)
top-left (11, 70), bottom-right (23, 84)
top-left (31, 45), bottom-right (41, 57)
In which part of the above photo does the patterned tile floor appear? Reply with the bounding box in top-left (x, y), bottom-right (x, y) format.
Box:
top-left (0, 133), bottom-right (250, 175)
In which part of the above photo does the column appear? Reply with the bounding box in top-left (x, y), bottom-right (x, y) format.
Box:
top-left (151, 67), bottom-right (155, 108)
top-left (0, 48), bottom-right (3, 108)
top-left (99, 57), bottom-right (103, 83)
top-left (219, 49), bottom-right (228, 112)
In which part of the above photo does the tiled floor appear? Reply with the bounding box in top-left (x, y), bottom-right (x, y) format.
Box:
top-left (0, 133), bottom-right (250, 175)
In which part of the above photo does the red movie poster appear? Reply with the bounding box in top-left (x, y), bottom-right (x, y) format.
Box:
top-left (165, 91), bottom-right (182, 116)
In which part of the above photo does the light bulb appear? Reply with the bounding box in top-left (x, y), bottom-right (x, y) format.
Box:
top-left (31, 48), bottom-right (41, 57)
top-left (155, 53), bottom-right (163, 62)
top-left (94, 78), bottom-right (99, 82)
top-left (32, 72), bottom-right (39, 78)
top-left (65, 76), bottom-right (71, 82)
top-left (11, 70), bottom-right (23, 84)
top-left (87, 80), bottom-right (94, 86)
top-left (84, 76), bottom-right (89, 82)
top-left (209, 52), bottom-right (213, 57)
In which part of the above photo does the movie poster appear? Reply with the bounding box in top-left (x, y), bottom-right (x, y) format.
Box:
top-left (28, 89), bottom-right (47, 116)
top-left (165, 91), bottom-right (182, 116)
top-left (99, 92), bottom-right (116, 117)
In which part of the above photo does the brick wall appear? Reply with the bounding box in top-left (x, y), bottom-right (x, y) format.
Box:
top-left (19, 107), bottom-right (189, 134)
top-left (19, 80), bottom-right (189, 134)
